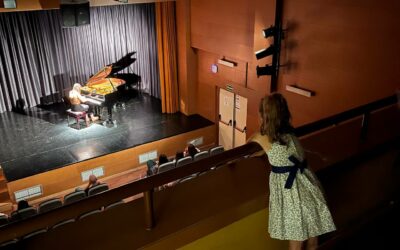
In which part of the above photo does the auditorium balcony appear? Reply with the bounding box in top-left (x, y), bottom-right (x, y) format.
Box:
top-left (0, 95), bottom-right (398, 250)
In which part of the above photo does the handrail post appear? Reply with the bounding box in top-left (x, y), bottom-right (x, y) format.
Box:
top-left (144, 189), bottom-right (155, 230)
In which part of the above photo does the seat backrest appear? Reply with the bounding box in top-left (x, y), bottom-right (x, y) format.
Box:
top-left (194, 151), bottom-right (209, 161)
top-left (176, 156), bottom-right (192, 168)
top-left (64, 190), bottom-right (86, 205)
top-left (22, 229), bottom-right (47, 240)
top-left (0, 215), bottom-right (9, 226)
top-left (10, 207), bottom-right (37, 221)
top-left (51, 219), bottom-right (75, 230)
top-left (157, 162), bottom-right (176, 174)
top-left (105, 201), bottom-right (125, 211)
top-left (178, 175), bottom-right (196, 184)
top-left (88, 183), bottom-right (109, 196)
top-left (0, 239), bottom-right (18, 247)
top-left (209, 145), bottom-right (224, 156)
top-left (78, 210), bottom-right (101, 220)
top-left (38, 198), bottom-right (63, 213)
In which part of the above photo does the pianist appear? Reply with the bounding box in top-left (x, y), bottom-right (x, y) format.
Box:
top-left (69, 83), bottom-right (99, 122)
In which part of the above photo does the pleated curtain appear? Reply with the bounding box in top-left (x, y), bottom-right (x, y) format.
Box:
top-left (156, 1), bottom-right (179, 114)
top-left (0, 4), bottom-right (160, 113)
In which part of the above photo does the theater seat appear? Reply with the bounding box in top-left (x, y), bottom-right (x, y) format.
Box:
top-left (194, 151), bottom-right (209, 161)
top-left (0, 215), bottom-right (8, 226)
top-left (78, 210), bottom-right (101, 220)
top-left (157, 162), bottom-right (176, 173)
top-left (176, 156), bottom-right (192, 168)
top-left (209, 145), bottom-right (224, 156)
top-left (10, 207), bottom-right (37, 221)
top-left (22, 229), bottom-right (47, 240)
top-left (105, 201), bottom-right (125, 211)
top-left (51, 219), bottom-right (75, 229)
top-left (38, 198), bottom-right (63, 213)
top-left (88, 183), bottom-right (109, 196)
top-left (64, 190), bottom-right (86, 205)
top-left (0, 239), bottom-right (18, 248)
top-left (178, 175), bottom-right (196, 184)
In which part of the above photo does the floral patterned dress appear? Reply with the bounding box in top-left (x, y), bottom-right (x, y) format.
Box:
top-left (251, 133), bottom-right (336, 241)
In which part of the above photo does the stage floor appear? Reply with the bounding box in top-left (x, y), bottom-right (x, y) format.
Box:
top-left (0, 92), bottom-right (213, 182)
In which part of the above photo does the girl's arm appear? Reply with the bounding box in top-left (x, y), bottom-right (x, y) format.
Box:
top-left (247, 132), bottom-right (273, 156)
top-left (78, 93), bottom-right (87, 103)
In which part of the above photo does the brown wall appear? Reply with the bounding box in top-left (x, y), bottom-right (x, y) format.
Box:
top-left (191, 0), bottom-right (256, 62)
top-left (176, 0), bottom-right (198, 115)
top-left (187, 0), bottom-right (275, 136)
top-left (279, 0), bottom-right (400, 126)
top-left (183, 0), bottom-right (400, 136)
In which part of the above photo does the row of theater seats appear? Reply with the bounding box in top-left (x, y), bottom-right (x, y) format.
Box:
top-left (0, 183), bottom-right (110, 245)
top-left (157, 145), bottom-right (224, 174)
top-left (0, 199), bottom-right (124, 248)
top-left (0, 146), bottom-right (225, 247)
top-left (157, 146), bottom-right (225, 187)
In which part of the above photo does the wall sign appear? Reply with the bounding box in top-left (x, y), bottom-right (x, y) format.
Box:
top-left (211, 64), bottom-right (218, 73)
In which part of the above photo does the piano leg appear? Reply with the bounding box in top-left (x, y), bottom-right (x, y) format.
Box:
top-left (102, 105), bottom-right (117, 126)
top-left (94, 106), bottom-right (101, 119)
top-left (104, 106), bottom-right (112, 123)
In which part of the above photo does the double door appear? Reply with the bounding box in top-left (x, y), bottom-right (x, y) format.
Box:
top-left (218, 88), bottom-right (248, 150)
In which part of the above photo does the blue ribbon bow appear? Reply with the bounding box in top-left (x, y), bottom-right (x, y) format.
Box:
top-left (271, 155), bottom-right (307, 189)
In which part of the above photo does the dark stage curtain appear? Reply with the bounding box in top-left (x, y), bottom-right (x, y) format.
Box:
top-left (0, 4), bottom-right (160, 113)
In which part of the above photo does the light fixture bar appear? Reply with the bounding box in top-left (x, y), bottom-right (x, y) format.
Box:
top-left (218, 59), bottom-right (236, 68)
top-left (285, 85), bottom-right (314, 97)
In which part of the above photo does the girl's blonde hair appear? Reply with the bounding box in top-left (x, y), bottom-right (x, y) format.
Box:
top-left (70, 83), bottom-right (82, 98)
top-left (73, 83), bottom-right (81, 92)
top-left (259, 93), bottom-right (293, 145)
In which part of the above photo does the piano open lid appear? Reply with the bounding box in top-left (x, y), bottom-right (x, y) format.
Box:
top-left (86, 52), bottom-right (137, 87)
top-left (110, 52), bottom-right (137, 75)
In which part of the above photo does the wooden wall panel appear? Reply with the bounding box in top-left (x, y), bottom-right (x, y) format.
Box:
top-left (300, 103), bottom-right (399, 172)
top-left (6, 125), bottom-right (216, 202)
top-left (176, 0), bottom-right (198, 115)
top-left (191, 0), bottom-right (255, 61)
top-left (279, 0), bottom-right (400, 126)
top-left (300, 117), bottom-right (363, 172)
top-left (362, 105), bottom-right (400, 150)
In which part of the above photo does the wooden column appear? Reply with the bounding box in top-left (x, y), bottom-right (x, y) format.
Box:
top-left (143, 189), bottom-right (155, 230)
top-left (0, 166), bottom-right (10, 202)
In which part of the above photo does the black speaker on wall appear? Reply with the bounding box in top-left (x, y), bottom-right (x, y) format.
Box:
top-left (75, 2), bottom-right (90, 26)
top-left (61, 4), bottom-right (76, 27)
top-left (60, 1), bottom-right (90, 27)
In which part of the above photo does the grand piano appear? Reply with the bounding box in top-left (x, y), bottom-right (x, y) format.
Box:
top-left (81, 52), bottom-right (141, 125)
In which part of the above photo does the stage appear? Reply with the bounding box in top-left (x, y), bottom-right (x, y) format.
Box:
top-left (0, 92), bottom-right (213, 182)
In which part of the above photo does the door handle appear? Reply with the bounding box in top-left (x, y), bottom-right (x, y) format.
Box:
top-left (219, 115), bottom-right (232, 126)
top-left (234, 125), bottom-right (246, 133)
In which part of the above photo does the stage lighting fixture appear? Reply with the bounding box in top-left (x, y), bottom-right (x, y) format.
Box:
top-left (262, 26), bottom-right (276, 38)
top-left (255, 45), bottom-right (275, 60)
top-left (256, 65), bottom-right (274, 77)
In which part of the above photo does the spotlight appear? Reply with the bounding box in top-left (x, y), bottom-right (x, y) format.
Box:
top-left (255, 45), bottom-right (275, 60)
top-left (256, 65), bottom-right (274, 77)
top-left (262, 26), bottom-right (276, 38)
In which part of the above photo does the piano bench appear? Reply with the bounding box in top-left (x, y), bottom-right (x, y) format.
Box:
top-left (66, 109), bottom-right (89, 130)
